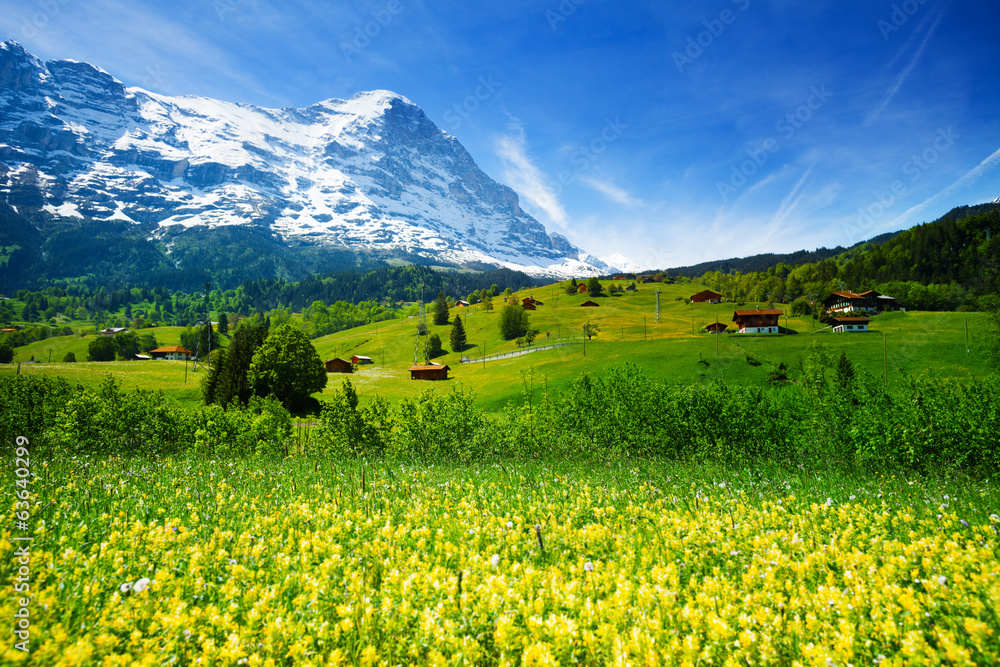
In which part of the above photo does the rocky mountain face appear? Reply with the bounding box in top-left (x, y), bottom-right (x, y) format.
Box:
top-left (0, 40), bottom-right (623, 287)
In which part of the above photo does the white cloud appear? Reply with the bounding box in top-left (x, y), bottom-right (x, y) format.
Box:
top-left (493, 120), bottom-right (568, 228)
top-left (578, 175), bottom-right (642, 206)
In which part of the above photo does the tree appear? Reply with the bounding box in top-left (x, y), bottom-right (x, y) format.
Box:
top-left (113, 331), bottom-right (140, 359)
top-left (218, 312), bottom-right (229, 335)
top-left (450, 314), bottom-right (466, 352)
top-left (583, 322), bottom-right (600, 340)
top-left (427, 333), bottom-right (444, 358)
top-left (434, 291), bottom-right (449, 326)
top-left (564, 283), bottom-right (577, 295)
top-left (88, 336), bottom-right (116, 361)
top-left (834, 351), bottom-right (855, 391)
top-left (0, 343), bottom-right (13, 364)
top-left (247, 324), bottom-right (328, 410)
top-left (205, 319), bottom-right (268, 407)
top-left (498, 297), bottom-right (529, 340)
top-left (482, 293), bottom-right (493, 312)
top-left (587, 277), bottom-right (604, 297)
top-left (62, 351), bottom-right (76, 363)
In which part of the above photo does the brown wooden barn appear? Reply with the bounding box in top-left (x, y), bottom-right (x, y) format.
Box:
top-left (691, 290), bottom-right (722, 304)
top-left (409, 363), bottom-right (450, 380)
top-left (580, 300), bottom-right (600, 307)
top-left (325, 358), bottom-right (353, 373)
top-left (706, 321), bottom-right (728, 333)
top-left (732, 308), bottom-right (783, 334)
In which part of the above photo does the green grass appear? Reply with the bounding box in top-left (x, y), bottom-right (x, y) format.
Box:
top-left (2, 279), bottom-right (994, 412)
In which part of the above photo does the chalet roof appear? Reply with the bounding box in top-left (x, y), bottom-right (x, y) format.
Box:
top-left (408, 364), bottom-right (451, 371)
top-left (580, 300), bottom-right (600, 307)
top-left (732, 309), bottom-right (783, 317)
top-left (832, 317), bottom-right (871, 323)
top-left (691, 289), bottom-right (722, 298)
top-left (151, 346), bottom-right (193, 354)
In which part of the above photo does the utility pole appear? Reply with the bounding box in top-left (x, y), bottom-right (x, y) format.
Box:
top-left (883, 332), bottom-right (888, 390)
top-left (205, 282), bottom-right (212, 371)
top-left (965, 316), bottom-right (970, 354)
top-left (643, 316), bottom-right (646, 339)
top-left (482, 341), bottom-right (486, 369)
top-left (715, 316), bottom-right (719, 355)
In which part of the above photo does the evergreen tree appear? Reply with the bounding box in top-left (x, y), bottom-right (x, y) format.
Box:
top-left (587, 277), bottom-right (604, 297)
top-left (434, 291), bottom-right (449, 326)
top-left (205, 319), bottom-right (268, 407)
top-left (450, 314), bottom-right (466, 352)
top-left (834, 351), bottom-right (855, 391)
top-left (0, 343), bottom-right (13, 364)
top-left (218, 312), bottom-right (229, 335)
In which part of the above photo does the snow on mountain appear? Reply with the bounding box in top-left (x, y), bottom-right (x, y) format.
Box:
top-left (0, 40), bottom-right (623, 279)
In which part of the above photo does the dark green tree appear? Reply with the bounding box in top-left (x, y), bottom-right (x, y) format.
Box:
top-left (434, 291), bottom-right (449, 326)
top-left (247, 324), bottom-right (327, 410)
top-left (498, 296), bottom-right (529, 340)
top-left (0, 343), bottom-right (13, 364)
top-left (834, 351), bottom-right (855, 391)
top-left (583, 322), bottom-right (600, 340)
top-left (587, 277), bottom-right (604, 297)
top-left (205, 319), bottom-right (268, 407)
top-left (218, 312), bottom-right (229, 335)
top-left (87, 336), bottom-right (116, 361)
top-left (62, 351), bottom-right (76, 363)
top-left (427, 333), bottom-right (444, 358)
top-left (450, 314), bottom-right (466, 352)
top-left (113, 331), bottom-right (140, 359)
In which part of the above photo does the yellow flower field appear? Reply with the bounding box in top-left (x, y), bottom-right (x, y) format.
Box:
top-left (2, 456), bottom-right (998, 665)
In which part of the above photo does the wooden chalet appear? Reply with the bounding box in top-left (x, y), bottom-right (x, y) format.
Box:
top-left (625, 284), bottom-right (637, 292)
top-left (409, 363), bottom-right (450, 380)
top-left (325, 358), bottom-right (353, 373)
top-left (831, 316), bottom-right (871, 333)
top-left (580, 300), bottom-right (600, 307)
top-left (522, 297), bottom-right (537, 310)
top-left (351, 355), bottom-right (373, 365)
top-left (455, 300), bottom-right (471, 307)
top-left (99, 327), bottom-right (129, 337)
top-left (691, 290), bottom-right (722, 304)
top-left (150, 346), bottom-right (194, 361)
top-left (732, 307), bottom-right (782, 334)
top-left (706, 321), bottom-right (728, 334)
top-left (823, 290), bottom-right (897, 314)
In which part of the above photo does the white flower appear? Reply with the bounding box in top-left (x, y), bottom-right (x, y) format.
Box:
top-left (990, 514), bottom-right (999, 522)
top-left (229, 558), bottom-right (237, 566)
top-left (468, 528), bottom-right (475, 535)
top-left (490, 554), bottom-right (500, 567)
top-left (584, 561), bottom-right (594, 572)
top-left (132, 577), bottom-right (151, 593)
top-left (937, 575), bottom-right (947, 586)
top-left (825, 498), bottom-right (834, 506)
top-left (119, 582), bottom-right (132, 594)
top-left (506, 521), bottom-right (513, 529)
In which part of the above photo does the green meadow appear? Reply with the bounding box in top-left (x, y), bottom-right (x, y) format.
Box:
top-left (2, 279), bottom-right (992, 413)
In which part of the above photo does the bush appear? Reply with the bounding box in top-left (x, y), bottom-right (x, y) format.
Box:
top-left (63, 351), bottom-right (76, 363)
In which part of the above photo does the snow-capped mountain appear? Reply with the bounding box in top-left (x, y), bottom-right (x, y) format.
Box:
top-left (0, 40), bottom-right (630, 282)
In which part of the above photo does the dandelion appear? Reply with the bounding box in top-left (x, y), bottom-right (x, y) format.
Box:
top-left (119, 582), bottom-right (132, 594)
top-left (490, 554), bottom-right (500, 567)
top-left (506, 521), bottom-right (513, 529)
top-left (132, 577), bottom-right (151, 593)
top-left (584, 561), bottom-right (594, 572)
top-left (938, 575), bottom-right (947, 586)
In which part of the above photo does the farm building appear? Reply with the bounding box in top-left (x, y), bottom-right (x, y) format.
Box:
top-left (705, 322), bottom-right (728, 333)
top-left (325, 358), bottom-right (353, 373)
top-left (625, 284), bottom-right (637, 292)
top-left (823, 290), bottom-right (897, 314)
top-left (351, 355), bottom-right (373, 365)
top-left (732, 308), bottom-right (782, 334)
top-left (99, 327), bottom-right (129, 337)
top-left (691, 290), bottom-right (722, 304)
top-left (580, 300), bottom-right (600, 307)
top-left (831, 317), bottom-right (871, 333)
top-left (455, 300), bottom-right (471, 307)
top-left (150, 346), bottom-right (194, 361)
top-left (409, 363), bottom-right (450, 380)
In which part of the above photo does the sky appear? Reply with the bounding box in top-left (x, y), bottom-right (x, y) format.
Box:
top-left (2, 0), bottom-right (999, 269)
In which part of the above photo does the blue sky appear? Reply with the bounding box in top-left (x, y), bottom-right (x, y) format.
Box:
top-left (3, 0), bottom-right (999, 269)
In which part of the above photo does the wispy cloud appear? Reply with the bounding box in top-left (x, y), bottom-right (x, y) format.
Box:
top-left (864, 4), bottom-right (946, 127)
top-left (493, 119), bottom-right (568, 228)
top-left (578, 175), bottom-right (642, 206)
top-left (772, 163), bottom-right (814, 226)
top-left (885, 144), bottom-right (1000, 228)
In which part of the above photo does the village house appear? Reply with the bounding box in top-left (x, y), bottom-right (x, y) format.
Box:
top-left (351, 355), bottom-right (373, 365)
top-left (706, 322), bottom-right (728, 334)
top-left (409, 363), bottom-right (449, 380)
top-left (691, 290), bottom-right (722, 304)
top-left (325, 358), bottom-right (353, 373)
top-left (98, 327), bottom-right (129, 337)
top-left (455, 300), bottom-right (471, 307)
top-left (823, 290), bottom-right (897, 314)
top-left (150, 346), bottom-right (194, 361)
top-left (580, 300), bottom-right (600, 307)
top-left (732, 307), bottom-right (782, 334)
top-left (831, 316), bottom-right (871, 333)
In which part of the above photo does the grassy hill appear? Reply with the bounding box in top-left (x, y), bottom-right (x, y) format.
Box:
top-left (2, 279), bottom-right (993, 412)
